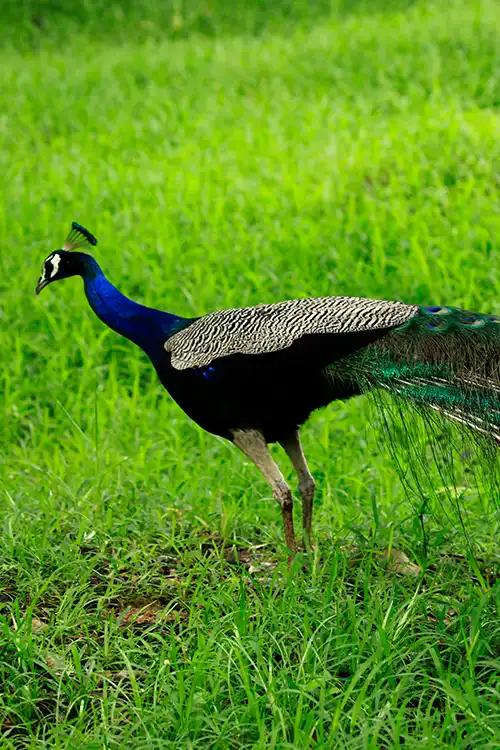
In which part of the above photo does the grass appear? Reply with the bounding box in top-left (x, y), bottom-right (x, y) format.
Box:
top-left (0, 0), bottom-right (499, 746)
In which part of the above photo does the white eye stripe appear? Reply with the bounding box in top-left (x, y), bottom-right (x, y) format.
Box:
top-left (49, 254), bottom-right (61, 277)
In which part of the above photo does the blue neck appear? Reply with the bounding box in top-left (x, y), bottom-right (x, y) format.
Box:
top-left (80, 256), bottom-right (184, 356)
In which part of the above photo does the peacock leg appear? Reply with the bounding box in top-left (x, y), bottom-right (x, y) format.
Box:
top-left (279, 431), bottom-right (316, 549)
top-left (232, 428), bottom-right (298, 553)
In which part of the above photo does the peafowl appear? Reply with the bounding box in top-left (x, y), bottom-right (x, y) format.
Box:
top-left (36, 223), bottom-right (499, 552)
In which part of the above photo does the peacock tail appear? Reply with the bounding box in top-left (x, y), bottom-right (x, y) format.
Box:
top-left (330, 306), bottom-right (500, 444)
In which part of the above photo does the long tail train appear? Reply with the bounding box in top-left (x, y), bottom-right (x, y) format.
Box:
top-left (336, 306), bottom-right (500, 445)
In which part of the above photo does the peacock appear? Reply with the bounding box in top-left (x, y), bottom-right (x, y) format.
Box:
top-left (36, 223), bottom-right (499, 552)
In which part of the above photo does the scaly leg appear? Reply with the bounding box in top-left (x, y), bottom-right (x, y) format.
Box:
top-left (232, 428), bottom-right (298, 553)
top-left (279, 430), bottom-right (316, 549)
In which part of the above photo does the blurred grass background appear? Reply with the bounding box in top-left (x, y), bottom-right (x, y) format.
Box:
top-left (4, 1), bottom-right (424, 45)
top-left (0, 1), bottom-right (498, 746)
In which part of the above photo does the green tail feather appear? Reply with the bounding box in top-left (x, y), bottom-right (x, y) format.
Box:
top-left (336, 306), bottom-right (500, 444)
top-left (324, 306), bottom-right (499, 541)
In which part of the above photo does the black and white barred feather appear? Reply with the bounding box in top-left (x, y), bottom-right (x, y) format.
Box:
top-left (165, 296), bottom-right (418, 370)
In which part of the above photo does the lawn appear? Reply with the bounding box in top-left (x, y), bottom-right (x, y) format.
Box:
top-left (0, 0), bottom-right (499, 746)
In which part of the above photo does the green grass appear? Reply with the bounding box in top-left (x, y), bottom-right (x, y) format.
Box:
top-left (0, 0), bottom-right (499, 746)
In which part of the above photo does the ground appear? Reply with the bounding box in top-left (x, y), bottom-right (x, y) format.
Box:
top-left (0, 1), bottom-right (499, 747)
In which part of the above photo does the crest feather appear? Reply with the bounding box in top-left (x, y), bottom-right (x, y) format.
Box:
top-left (63, 222), bottom-right (97, 251)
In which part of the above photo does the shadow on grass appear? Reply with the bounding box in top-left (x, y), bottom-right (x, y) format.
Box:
top-left (3, 530), bottom-right (496, 623)
top-left (1, 531), bottom-right (497, 742)
top-left (6, 0), bottom-right (420, 48)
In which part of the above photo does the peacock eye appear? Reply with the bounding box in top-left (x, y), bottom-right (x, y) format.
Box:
top-left (424, 306), bottom-right (442, 314)
top-left (423, 306), bottom-right (451, 316)
top-left (464, 319), bottom-right (485, 329)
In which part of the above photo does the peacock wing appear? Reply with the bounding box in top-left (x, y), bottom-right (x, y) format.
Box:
top-left (164, 296), bottom-right (418, 370)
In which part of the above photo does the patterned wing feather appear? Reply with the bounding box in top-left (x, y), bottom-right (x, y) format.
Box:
top-left (165, 296), bottom-right (418, 370)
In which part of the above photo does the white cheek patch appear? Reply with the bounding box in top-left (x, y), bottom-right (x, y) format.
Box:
top-left (50, 253), bottom-right (61, 277)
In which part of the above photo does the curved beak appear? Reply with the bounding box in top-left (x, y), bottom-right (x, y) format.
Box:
top-left (35, 277), bottom-right (50, 295)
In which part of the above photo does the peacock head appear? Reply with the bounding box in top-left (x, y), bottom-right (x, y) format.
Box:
top-left (35, 222), bottom-right (97, 294)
